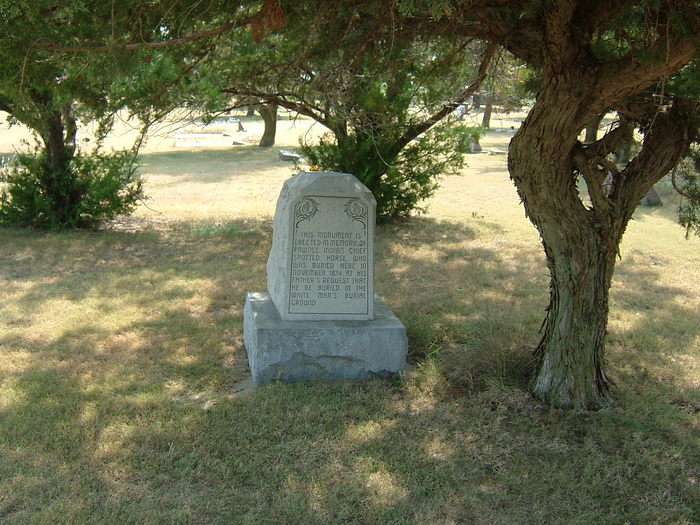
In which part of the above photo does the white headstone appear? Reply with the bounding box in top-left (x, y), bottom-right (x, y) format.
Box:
top-left (266, 172), bottom-right (376, 321)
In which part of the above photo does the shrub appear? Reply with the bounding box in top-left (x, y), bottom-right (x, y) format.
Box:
top-left (0, 150), bottom-right (144, 229)
top-left (673, 146), bottom-right (700, 238)
top-left (301, 122), bottom-right (475, 220)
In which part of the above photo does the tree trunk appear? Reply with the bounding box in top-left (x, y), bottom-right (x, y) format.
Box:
top-left (481, 95), bottom-right (493, 128)
top-left (508, 79), bottom-right (621, 409)
top-left (584, 114), bottom-right (604, 144)
top-left (246, 105), bottom-right (256, 117)
top-left (44, 109), bottom-right (73, 173)
top-left (531, 235), bottom-right (616, 408)
top-left (472, 93), bottom-right (481, 111)
top-left (40, 104), bottom-right (79, 223)
top-left (257, 102), bottom-right (277, 147)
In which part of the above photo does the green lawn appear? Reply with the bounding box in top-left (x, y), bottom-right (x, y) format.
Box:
top-left (1, 135), bottom-right (699, 524)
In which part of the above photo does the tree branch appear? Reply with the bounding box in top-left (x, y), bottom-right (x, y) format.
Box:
top-left (574, 145), bottom-right (611, 217)
top-left (223, 88), bottom-right (332, 129)
top-left (37, 15), bottom-right (255, 54)
top-left (394, 41), bottom-right (498, 151)
top-left (594, 37), bottom-right (700, 112)
top-left (615, 98), bottom-right (699, 208)
top-left (587, 118), bottom-right (635, 158)
top-left (671, 165), bottom-right (694, 199)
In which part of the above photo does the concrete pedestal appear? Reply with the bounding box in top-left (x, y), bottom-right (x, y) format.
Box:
top-left (243, 292), bottom-right (407, 385)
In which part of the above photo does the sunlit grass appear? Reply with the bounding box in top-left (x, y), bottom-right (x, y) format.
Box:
top-left (1, 121), bottom-right (699, 524)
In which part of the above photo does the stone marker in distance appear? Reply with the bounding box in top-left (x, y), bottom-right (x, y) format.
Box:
top-left (243, 171), bottom-right (407, 385)
top-left (278, 149), bottom-right (304, 162)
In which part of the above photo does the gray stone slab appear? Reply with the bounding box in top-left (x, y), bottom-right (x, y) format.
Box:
top-left (243, 292), bottom-right (407, 385)
top-left (267, 172), bottom-right (376, 321)
top-left (279, 149), bottom-right (304, 162)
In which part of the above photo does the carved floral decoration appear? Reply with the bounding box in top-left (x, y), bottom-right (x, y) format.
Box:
top-left (294, 197), bottom-right (319, 226)
top-left (345, 198), bottom-right (368, 227)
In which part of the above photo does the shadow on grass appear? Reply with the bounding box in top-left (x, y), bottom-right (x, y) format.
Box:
top-left (0, 216), bottom-right (698, 523)
top-left (609, 256), bottom-right (700, 408)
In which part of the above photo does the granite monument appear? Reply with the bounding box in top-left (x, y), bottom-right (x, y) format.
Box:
top-left (243, 171), bottom-right (407, 385)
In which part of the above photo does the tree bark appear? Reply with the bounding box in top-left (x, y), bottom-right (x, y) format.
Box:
top-left (44, 109), bottom-right (74, 173)
top-left (584, 114), bottom-right (604, 144)
top-left (39, 103), bottom-right (79, 223)
top-left (508, 77), bottom-right (621, 409)
top-left (472, 93), bottom-right (481, 111)
top-left (481, 94), bottom-right (493, 128)
top-left (257, 102), bottom-right (277, 147)
top-left (531, 234), bottom-right (617, 408)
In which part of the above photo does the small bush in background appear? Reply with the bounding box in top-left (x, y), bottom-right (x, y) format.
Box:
top-left (301, 123), bottom-right (476, 221)
top-left (0, 150), bottom-right (144, 229)
top-left (672, 146), bottom-right (700, 239)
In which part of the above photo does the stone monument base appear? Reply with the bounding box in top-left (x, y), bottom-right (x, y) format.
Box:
top-left (243, 292), bottom-right (407, 385)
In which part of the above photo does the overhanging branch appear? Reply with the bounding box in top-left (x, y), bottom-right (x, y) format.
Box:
top-left (38, 18), bottom-right (248, 53)
top-left (615, 98), bottom-right (699, 208)
top-left (394, 41), bottom-right (498, 151)
top-left (595, 37), bottom-right (700, 112)
top-left (223, 88), bottom-right (332, 129)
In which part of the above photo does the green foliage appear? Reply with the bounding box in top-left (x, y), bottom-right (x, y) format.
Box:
top-left (211, 3), bottom-right (487, 218)
top-left (668, 59), bottom-right (700, 99)
top-left (674, 147), bottom-right (700, 238)
top-left (301, 123), bottom-right (473, 220)
top-left (0, 150), bottom-right (144, 229)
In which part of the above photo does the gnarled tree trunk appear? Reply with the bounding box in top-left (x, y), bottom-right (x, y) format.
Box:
top-left (509, 69), bottom-right (697, 408)
top-left (257, 102), bottom-right (278, 147)
top-left (508, 75), bottom-right (623, 409)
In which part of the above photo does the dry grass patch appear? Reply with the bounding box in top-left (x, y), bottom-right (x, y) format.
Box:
top-left (1, 123), bottom-right (699, 524)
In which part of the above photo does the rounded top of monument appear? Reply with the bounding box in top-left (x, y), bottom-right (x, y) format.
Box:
top-left (284, 171), bottom-right (376, 205)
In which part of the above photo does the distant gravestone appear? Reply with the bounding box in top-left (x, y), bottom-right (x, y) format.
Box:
top-left (468, 138), bottom-right (482, 153)
top-left (243, 171), bottom-right (407, 385)
top-left (641, 186), bottom-right (663, 207)
top-left (279, 149), bottom-right (304, 162)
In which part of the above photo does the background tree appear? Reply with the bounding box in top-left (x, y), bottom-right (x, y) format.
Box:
top-left (478, 51), bottom-right (529, 129)
top-left (211, 3), bottom-right (493, 219)
top-left (256, 101), bottom-right (278, 147)
top-left (0, 0), bottom-right (259, 227)
top-left (0, 3), bottom-right (144, 227)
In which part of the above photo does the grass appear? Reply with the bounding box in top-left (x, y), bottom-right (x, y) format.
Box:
top-left (1, 121), bottom-right (699, 524)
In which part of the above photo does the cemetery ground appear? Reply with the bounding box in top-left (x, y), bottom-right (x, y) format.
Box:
top-left (1, 114), bottom-right (699, 524)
